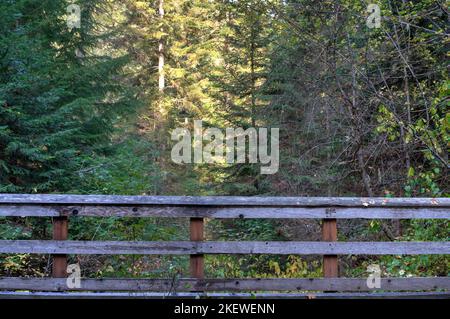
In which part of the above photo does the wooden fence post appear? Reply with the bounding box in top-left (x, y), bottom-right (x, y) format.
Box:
top-left (52, 216), bottom-right (68, 278)
top-left (322, 217), bottom-right (338, 278)
top-left (189, 217), bottom-right (204, 279)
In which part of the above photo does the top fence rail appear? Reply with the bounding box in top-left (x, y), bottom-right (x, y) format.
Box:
top-left (0, 194), bottom-right (449, 207)
top-left (1, 194), bottom-right (449, 219)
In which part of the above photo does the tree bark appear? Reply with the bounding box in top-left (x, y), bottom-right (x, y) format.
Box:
top-left (158, 0), bottom-right (165, 93)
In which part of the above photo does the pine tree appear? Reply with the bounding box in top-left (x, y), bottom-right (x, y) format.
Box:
top-left (0, 0), bottom-right (137, 192)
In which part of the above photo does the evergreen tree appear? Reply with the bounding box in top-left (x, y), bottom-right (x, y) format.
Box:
top-left (0, 0), bottom-right (137, 192)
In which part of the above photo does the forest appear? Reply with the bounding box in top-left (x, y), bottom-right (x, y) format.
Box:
top-left (0, 0), bottom-right (448, 283)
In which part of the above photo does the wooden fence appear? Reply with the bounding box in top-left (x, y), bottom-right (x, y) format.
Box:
top-left (0, 194), bottom-right (449, 299)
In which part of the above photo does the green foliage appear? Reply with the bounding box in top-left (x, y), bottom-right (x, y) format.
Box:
top-left (0, 0), bottom-right (138, 193)
top-left (77, 137), bottom-right (162, 195)
top-left (206, 254), bottom-right (322, 279)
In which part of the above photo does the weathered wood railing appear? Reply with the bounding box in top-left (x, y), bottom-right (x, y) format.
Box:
top-left (0, 194), bottom-right (449, 299)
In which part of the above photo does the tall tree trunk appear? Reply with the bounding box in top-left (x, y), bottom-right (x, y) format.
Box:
top-left (158, 0), bottom-right (165, 93)
top-left (250, 25), bottom-right (256, 128)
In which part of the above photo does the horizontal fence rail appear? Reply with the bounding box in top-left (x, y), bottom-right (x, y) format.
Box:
top-left (1, 277), bottom-right (449, 292)
top-left (0, 194), bottom-right (449, 299)
top-left (1, 194), bottom-right (449, 207)
top-left (1, 206), bottom-right (449, 219)
top-left (2, 240), bottom-right (450, 255)
top-left (2, 291), bottom-right (449, 299)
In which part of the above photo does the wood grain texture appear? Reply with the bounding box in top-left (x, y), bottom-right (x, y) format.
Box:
top-left (0, 194), bottom-right (448, 207)
top-left (1, 205), bottom-right (448, 219)
top-left (322, 219), bottom-right (338, 278)
top-left (52, 217), bottom-right (68, 278)
top-left (190, 218), bottom-right (204, 279)
top-left (0, 291), bottom-right (448, 299)
top-left (1, 277), bottom-right (448, 292)
top-left (1, 240), bottom-right (449, 255)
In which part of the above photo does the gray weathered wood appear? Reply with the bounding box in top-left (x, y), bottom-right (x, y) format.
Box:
top-left (0, 206), bottom-right (60, 217)
top-left (0, 205), bottom-right (448, 219)
top-left (0, 277), bottom-right (448, 292)
top-left (0, 291), bottom-right (448, 299)
top-left (1, 240), bottom-right (448, 255)
top-left (0, 194), bottom-right (448, 207)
